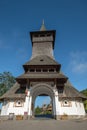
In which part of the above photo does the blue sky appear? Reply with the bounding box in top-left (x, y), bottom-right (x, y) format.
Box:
top-left (35, 96), bottom-right (51, 108)
top-left (0, 0), bottom-right (87, 95)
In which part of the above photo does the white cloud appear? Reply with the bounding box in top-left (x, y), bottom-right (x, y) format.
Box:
top-left (69, 51), bottom-right (87, 74)
top-left (72, 62), bottom-right (87, 73)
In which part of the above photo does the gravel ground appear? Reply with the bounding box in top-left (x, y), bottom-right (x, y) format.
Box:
top-left (0, 119), bottom-right (87, 130)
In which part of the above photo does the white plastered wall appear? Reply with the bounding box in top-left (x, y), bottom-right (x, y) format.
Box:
top-left (55, 100), bottom-right (85, 116)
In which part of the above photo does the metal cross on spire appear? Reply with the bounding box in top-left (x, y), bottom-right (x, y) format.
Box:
top-left (40, 20), bottom-right (46, 31)
top-left (42, 19), bottom-right (44, 25)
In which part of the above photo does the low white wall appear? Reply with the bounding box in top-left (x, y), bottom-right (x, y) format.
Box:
top-left (56, 100), bottom-right (85, 116)
top-left (7, 102), bottom-right (25, 115)
top-left (1, 96), bottom-right (86, 117)
top-left (1, 98), bottom-right (29, 116)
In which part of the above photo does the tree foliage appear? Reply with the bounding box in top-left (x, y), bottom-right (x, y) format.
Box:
top-left (0, 72), bottom-right (16, 97)
top-left (81, 89), bottom-right (87, 97)
top-left (81, 89), bottom-right (87, 112)
top-left (35, 106), bottom-right (42, 115)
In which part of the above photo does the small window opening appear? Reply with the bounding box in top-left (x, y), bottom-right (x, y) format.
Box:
top-left (34, 35), bottom-right (39, 37)
top-left (49, 69), bottom-right (54, 72)
top-left (18, 101), bottom-right (21, 105)
top-left (40, 59), bottom-right (44, 62)
top-left (36, 69), bottom-right (41, 72)
top-left (64, 101), bottom-right (68, 104)
top-left (43, 69), bottom-right (48, 72)
top-left (40, 34), bottom-right (45, 37)
top-left (30, 69), bottom-right (35, 72)
top-left (47, 34), bottom-right (51, 36)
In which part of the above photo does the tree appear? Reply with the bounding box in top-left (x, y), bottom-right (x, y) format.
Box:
top-left (81, 89), bottom-right (87, 97)
top-left (0, 72), bottom-right (16, 96)
top-left (81, 89), bottom-right (87, 112)
top-left (35, 106), bottom-right (42, 115)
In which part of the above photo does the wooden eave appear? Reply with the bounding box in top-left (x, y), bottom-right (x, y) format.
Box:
top-left (16, 72), bottom-right (68, 84)
top-left (23, 64), bottom-right (61, 72)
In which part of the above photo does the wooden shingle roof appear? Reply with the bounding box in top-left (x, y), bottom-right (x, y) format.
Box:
top-left (0, 83), bottom-right (26, 100)
top-left (23, 55), bottom-right (60, 66)
top-left (59, 80), bottom-right (87, 99)
top-left (0, 81), bottom-right (86, 100)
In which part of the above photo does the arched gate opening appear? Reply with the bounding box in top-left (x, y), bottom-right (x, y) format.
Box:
top-left (30, 83), bottom-right (55, 119)
top-left (34, 95), bottom-right (52, 119)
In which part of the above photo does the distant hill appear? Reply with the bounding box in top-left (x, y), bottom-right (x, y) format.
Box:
top-left (80, 88), bottom-right (87, 112)
top-left (80, 89), bottom-right (87, 97)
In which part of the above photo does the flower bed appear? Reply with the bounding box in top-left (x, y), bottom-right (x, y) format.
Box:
top-left (16, 115), bottom-right (23, 120)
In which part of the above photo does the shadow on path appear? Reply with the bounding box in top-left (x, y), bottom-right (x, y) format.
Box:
top-left (35, 114), bottom-right (54, 120)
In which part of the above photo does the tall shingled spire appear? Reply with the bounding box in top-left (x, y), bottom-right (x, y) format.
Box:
top-left (40, 20), bottom-right (46, 31)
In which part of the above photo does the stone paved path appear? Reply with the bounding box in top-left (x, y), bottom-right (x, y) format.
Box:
top-left (0, 119), bottom-right (87, 130)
